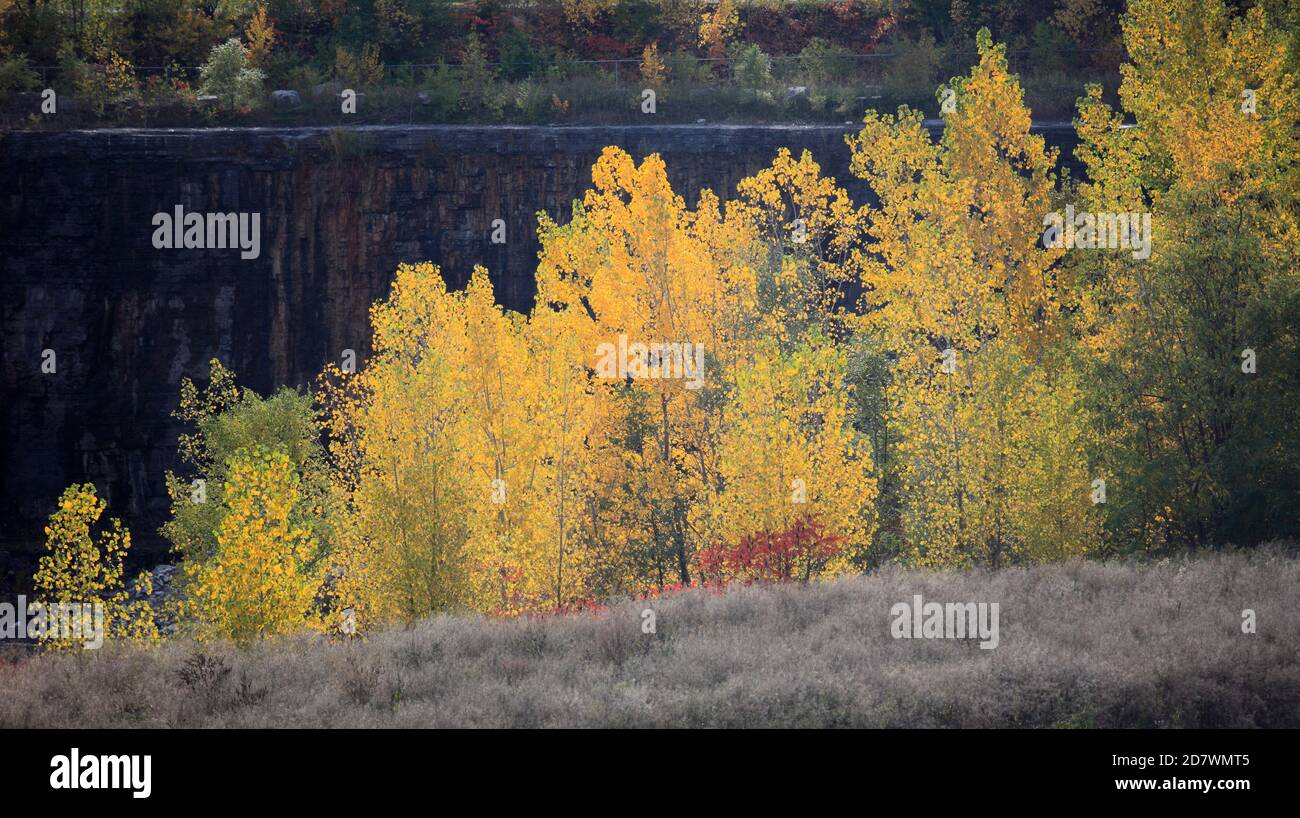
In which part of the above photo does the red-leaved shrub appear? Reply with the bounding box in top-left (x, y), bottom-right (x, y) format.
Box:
top-left (697, 516), bottom-right (845, 585)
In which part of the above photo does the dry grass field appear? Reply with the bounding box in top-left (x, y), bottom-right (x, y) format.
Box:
top-left (1, 547), bottom-right (1297, 728)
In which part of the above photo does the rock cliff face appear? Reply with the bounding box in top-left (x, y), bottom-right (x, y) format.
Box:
top-left (0, 123), bottom-right (1078, 590)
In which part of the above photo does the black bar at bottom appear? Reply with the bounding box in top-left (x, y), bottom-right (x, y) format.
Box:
top-left (0, 728), bottom-right (1287, 807)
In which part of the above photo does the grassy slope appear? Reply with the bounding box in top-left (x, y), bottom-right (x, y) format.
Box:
top-left (2, 548), bottom-right (1297, 728)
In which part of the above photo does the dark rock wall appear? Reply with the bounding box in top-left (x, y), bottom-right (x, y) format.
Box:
top-left (0, 124), bottom-right (1078, 590)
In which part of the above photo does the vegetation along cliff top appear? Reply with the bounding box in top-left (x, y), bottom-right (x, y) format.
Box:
top-left (0, 0), bottom-right (1133, 128)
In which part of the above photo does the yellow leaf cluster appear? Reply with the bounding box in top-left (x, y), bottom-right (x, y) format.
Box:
top-left (33, 484), bottom-right (158, 650)
top-left (184, 447), bottom-right (322, 643)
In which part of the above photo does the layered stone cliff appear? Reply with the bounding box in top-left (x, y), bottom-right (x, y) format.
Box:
top-left (0, 123), bottom-right (1078, 590)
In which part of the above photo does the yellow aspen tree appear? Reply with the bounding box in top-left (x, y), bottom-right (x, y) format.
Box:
top-left (640, 42), bottom-right (668, 93)
top-left (1074, 0), bottom-right (1299, 343)
top-left (1071, 0), bottom-right (1300, 550)
top-left (524, 304), bottom-right (604, 608)
top-left (320, 263), bottom-right (476, 627)
top-left (730, 147), bottom-right (866, 338)
top-left (848, 29), bottom-right (1067, 356)
top-left (1113, 0), bottom-right (1297, 205)
top-left (1073, 0), bottom-right (1300, 351)
top-left (535, 147), bottom-right (759, 588)
top-left (32, 484), bottom-right (158, 650)
top-left (892, 341), bottom-right (1099, 567)
top-left (1003, 350), bottom-right (1100, 562)
top-left (708, 333), bottom-right (878, 575)
top-left (848, 30), bottom-right (1096, 566)
top-left (698, 0), bottom-right (739, 60)
top-left (324, 263), bottom-right (593, 618)
top-left (185, 448), bottom-right (322, 644)
top-left (455, 268), bottom-right (555, 614)
top-left (244, 4), bottom-right (276, 69)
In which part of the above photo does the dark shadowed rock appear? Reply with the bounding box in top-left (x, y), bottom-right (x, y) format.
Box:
top-left (270, 90), bottom-right (302, 109)
top-left (311, 81), bottom-right (343, 100)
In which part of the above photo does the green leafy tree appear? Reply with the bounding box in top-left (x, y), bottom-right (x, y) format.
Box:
top-left (163, 359), bottom-right (334, 592)
top-left (198, 37), bottom-right (265, 111)
top-left (1073, 0), bottom-right (1300, 549)
top-left (729, 42), bottom-right (771, 91)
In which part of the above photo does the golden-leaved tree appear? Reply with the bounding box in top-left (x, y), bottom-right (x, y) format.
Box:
top-left (523, 303), bottom-right (605, 609)
top-left (707, 332), bottom-right (877, 573)
top-left (1072, 0), bottom-right (1300, 549)
top-left (849, 29), bottom-right (1098, 567)
top-left (321, 263), bottom-right (477, 626)
top-left (323, 263), bottom-right (605, 621)
top-left (185, 447), bottom-right (323, 643)
top-left (33, 484), bottom-right (158, 650)
top-left (729, 146), bottom-right (866, 340)
top-left (456, 267), bottom-right (603, 614)
top-left (535, 147), bottom-right (760, 589)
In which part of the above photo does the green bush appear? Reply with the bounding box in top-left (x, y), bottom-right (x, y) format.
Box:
top-left (665, 49), bottom-right (713, 86)
top-left (56, 41), bottom-right (92, 95)
top-left (419, 64), bottom-right (461, 119)
top-left (0, 54), bottom-right (38, 103)
top-left (507, 79), bottom-right (554, 121)
top-left (798, 37), bottom-right (855, 89)
top-left (882, 33), bottom-right (943, 106)
top-left (729, 42), bottom-right (772, 90)
top-left (498, 28), bottom-right (540, 81)
top-left (1030, 21), bottom-right (1075, 73)
top-left (458, 32), bottom-right (504, 117)
top-left (280, 61), bottom-right (324, 95)
top-left (162, 372), bottom-right (334, 573)
top-left (198, 38), bottom-right (266, 112)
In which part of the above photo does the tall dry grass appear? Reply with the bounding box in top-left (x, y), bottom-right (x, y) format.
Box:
top-left (1, 548), bottom-right (1296, 727)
